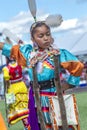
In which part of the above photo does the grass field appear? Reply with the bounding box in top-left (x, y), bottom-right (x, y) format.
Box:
top-left (0, 93), bottom-right (87, 130)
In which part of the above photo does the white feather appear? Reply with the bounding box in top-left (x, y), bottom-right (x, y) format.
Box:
top-left (28, 0), bottom-right (37, 19)
top-left (2, 28), bottom-right (20, 43)
top-left (45, 14), bottom-right (63, 27)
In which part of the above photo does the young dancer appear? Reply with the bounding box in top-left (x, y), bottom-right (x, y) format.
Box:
top-left (0, 21), bottom-right (84, 130)
top-left (2, 58), bottom-right (29, 130)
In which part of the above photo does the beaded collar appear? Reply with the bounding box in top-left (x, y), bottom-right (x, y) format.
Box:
top-left (29, 47), bottom-right (60, 67)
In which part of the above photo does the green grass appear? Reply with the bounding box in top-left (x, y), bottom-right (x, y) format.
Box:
top-left (76, 93), bottom-right (87, 130)
top-left (0, 93), bottom-right (87, 130)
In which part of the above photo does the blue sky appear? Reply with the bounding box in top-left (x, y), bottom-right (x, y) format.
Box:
top-left (0, 0), bottom-right (87, 54)
top-left (0, 0), bottom-right (87, 20)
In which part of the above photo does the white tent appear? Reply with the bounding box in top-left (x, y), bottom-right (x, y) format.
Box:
top-left (70, 32), bottom-right (87, 55)
top-left (70, 33), bottom-right (87, 62)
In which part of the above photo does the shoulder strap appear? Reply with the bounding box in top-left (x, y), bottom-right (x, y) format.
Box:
top-left (53, 54), bottom-right (68, 130)
top-left (32, 66), bottom-right (46, 130)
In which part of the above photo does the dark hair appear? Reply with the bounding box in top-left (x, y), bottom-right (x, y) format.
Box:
top-left (30, 21), bottom-right (50, 38)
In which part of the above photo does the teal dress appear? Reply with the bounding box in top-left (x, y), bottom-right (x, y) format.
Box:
top-left (2, 43), bottom-right (83, 130)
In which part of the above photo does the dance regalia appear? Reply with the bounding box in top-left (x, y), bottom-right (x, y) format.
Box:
top-left (2, 43), bottom-right (84, 130)
top-left (3, 62), bottom-right (29, 125)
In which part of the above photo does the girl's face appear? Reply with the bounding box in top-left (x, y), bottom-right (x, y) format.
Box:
top-left (31, 25), bottom-right (52, 50)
